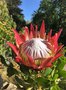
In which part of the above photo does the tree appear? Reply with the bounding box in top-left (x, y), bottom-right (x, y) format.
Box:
top-left (6, 0), bottom-right (26, 30)
top-left (32, 0), bottom-right (66, 45)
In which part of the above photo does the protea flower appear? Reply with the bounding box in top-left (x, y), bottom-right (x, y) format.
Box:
top-left (7, 21), bottom-right (63, 70)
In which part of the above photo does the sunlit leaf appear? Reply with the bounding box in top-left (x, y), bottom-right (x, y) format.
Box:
top-left (50, 85), bottom-right (61, 90)
top-left (45, 68), bottom-right (52, 76)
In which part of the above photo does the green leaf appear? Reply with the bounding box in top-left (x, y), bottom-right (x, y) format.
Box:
top-left (36, 77), bottom-right (49, 87)
top-left (53, 74), bottom-right (59, 80)
top-left (26, 77), bottom-right (34, 84)
top-left (50, 85), bottom-right (61, 90)
top-left (45, 68), bottom-right (52, 76)
top-left (57, 57), bottom-right (66, 78)
top-left (58, 70), bottom-right (66, 78)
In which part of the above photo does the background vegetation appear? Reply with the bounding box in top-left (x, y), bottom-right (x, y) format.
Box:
top-left (0, 0), bottom-right (66, 89)
top-left (32, 0), bottom-right (66, 45)
top-left (6, 0), bottom-right (26, 30)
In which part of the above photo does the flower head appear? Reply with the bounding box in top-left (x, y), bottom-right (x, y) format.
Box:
top-left (7, 21), bottom-right (63, 70)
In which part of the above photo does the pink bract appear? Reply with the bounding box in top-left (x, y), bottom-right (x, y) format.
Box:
top-left (7, 21), bottom-right (63, 70)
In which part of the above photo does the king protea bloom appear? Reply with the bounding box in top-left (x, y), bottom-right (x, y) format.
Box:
top-left (7, 21), bottom-right (63, 70)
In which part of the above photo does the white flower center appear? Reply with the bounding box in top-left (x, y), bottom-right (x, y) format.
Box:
top-left (20, 38), bottom-right (52, 59)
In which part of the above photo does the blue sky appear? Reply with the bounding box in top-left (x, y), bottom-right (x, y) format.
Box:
top-left (19, 0), bottom-right (41, 21)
